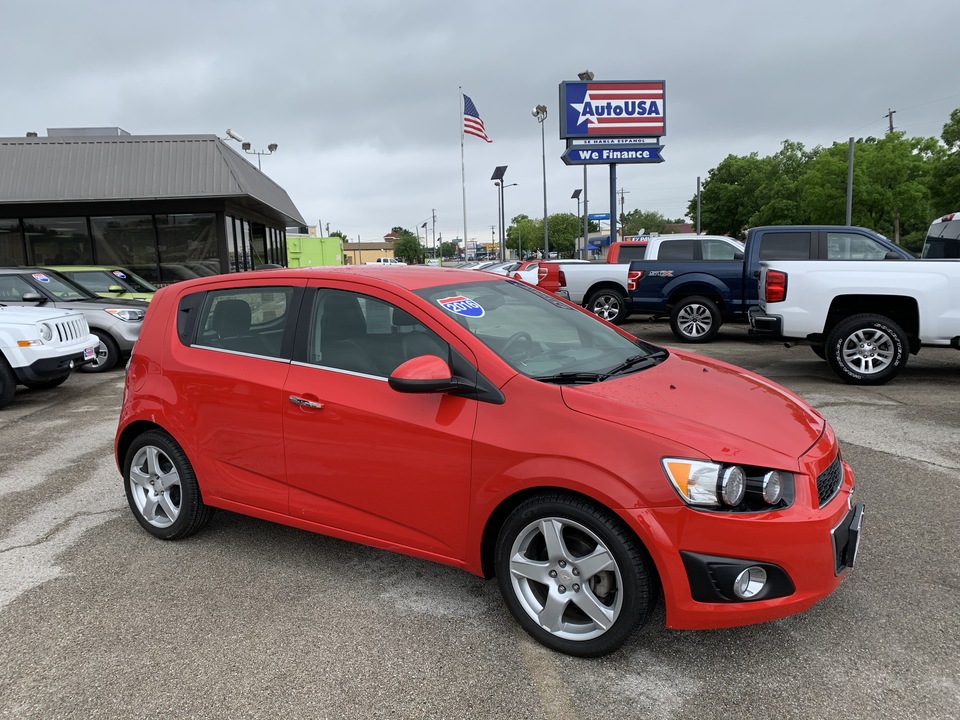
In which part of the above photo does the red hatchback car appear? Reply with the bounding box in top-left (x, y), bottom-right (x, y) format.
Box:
top-left (116, 266), bottom-right (863, 656)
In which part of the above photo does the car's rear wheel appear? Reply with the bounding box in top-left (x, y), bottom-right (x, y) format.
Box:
top-left (123, 430), bottom-right (214, 540)
top-left (585, 288), bottom-right (628, 325)
top-left (21, 374), bottom-right (70, 390)
top-left (495, 494), bottom-right (653, 657)
top-left (78, 330), bottom-right (120, 373)
top-left (670, 296), bottom-right (721, 343)
top-left (824, 313), bottom-right (908, 385)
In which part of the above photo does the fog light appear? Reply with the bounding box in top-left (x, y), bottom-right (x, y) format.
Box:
top-left (762, 471), bottom-right (783, 504)
top-left (733, 566), bottom-right (767, 599)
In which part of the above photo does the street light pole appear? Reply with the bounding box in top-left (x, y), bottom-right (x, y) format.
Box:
top-left (532, 104), bottom-right (549, 258)
top-left (491, 165), bottom-right (508, 261)
top-left (571, 189), bottom-right (582, 257)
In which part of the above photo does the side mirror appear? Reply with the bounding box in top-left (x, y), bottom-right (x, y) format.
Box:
top-left (389, 355), bottom-right (467, 394)
top-left (21, 292), bottom-right (44, 303)
top-left (108, 285), bottom-right (125, 293)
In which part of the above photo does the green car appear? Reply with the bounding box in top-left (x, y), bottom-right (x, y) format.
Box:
top-left (44, 266), bottom-right (157, 302)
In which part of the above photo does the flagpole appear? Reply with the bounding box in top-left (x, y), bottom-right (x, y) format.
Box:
top-left (460, 86), bottom-right (467, 263)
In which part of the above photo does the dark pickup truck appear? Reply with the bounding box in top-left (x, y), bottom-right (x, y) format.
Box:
top-left (627, 225), bottom-right (914, 342)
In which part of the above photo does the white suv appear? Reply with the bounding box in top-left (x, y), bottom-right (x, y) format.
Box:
top-left (0, 305), bottom-right (97, 409)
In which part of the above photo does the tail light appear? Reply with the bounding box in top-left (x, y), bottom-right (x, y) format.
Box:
top-left (512, 272), bottom-right (522, 280)
top-left (537, 266), bottom-right (547, 284)
top-left (558, 269), bottom-right (567, 287)
top-left (765, 270), bottom-right (787, 303)
top-left (627, 270), bottom-right (643, 291)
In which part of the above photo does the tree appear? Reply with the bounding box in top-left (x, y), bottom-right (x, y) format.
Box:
top-left (329, 230), bottom-right (348, 241)
top-left (930, 108), bottom-right (960, 218)
top-left (390, 227), bottom-right (423, 264)
top-left (621, 209), bottom-right (673, 235)
top-left (687, 152), bottom-right (776, 237)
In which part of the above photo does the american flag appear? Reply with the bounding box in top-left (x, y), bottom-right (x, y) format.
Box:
top-left (463, 94), bottom-right (492, 143)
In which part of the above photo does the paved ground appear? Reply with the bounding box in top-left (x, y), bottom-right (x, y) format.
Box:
top-left (1, 320), bottom-right (958, 720)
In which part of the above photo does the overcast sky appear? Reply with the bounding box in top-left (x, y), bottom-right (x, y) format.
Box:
top-left (3, 0), bottom-right (958, 247)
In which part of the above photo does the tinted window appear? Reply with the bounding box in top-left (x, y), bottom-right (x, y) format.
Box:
top-left (194, 287), bottom-right (294, 358)
top-left (758, 232), bottom-right (814, 260)
top-left (616, 245), bottom-right (647, 261)
top-left (825, 232), bottom-right (892, 260)
top-left (922, 220), bottom-right (960, 258)
top-left (657, 240), bottom-right (697, 260)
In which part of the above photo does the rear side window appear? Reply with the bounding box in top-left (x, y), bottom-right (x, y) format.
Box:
top-left (193, 287), bottom-right (295, 358)
top-left (758, 232), bottom-right (814, 260)
top-left (656, 240), bottom-right (698, 260)
top-left (615, 245), bottom-right (646, 261)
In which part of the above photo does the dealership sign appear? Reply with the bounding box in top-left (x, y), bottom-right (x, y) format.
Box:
top-left (562, 144), bottom-right (664, 165)
top-left (560, 80), bottom-right (666, 140)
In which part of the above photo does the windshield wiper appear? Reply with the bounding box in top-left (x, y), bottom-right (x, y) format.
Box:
top-left (536, 371), bottom-right (606, 385)
top-left (599, 351), bottom-right (667, 379)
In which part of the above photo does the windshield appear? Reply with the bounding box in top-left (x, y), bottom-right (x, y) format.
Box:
top-left (416, 278), bottom-right (665, 381)
top-left (112, 269), bottom-right (157, 292)
top-left (25, 271), bottom-right (94, 300)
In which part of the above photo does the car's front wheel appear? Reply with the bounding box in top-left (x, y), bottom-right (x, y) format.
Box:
top-left (495, 494), bottom-right (653, 657)
top-left (123, 430), bottom-right (214, 540)
top-left (78, 330), bottom-right (120, 373)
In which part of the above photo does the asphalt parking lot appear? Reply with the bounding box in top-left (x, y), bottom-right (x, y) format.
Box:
top-left (1, 319), bottom-right (958, 720)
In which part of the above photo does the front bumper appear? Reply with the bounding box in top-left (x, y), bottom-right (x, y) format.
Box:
top-left (620, 433), bottom-right (861, 630)
top-left (13, 346), bottom-right (96, 383)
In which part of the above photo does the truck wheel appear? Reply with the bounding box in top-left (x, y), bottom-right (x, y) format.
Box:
top-left (0, 361), bottom-right (16, 409)
top-left (22, 374), bottom-right (70, 390)
top-left (495, 493), bottom-right (654, 657)
top-left (670, 296), bottom-right (721, 343)
top-left (78, 330), bottom-right (120, 373)
top-left (585, 288), bottom-right (628, 325)
top-left (825, 314), bottom-right (908, 385)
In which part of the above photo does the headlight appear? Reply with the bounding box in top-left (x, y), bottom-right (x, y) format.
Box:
top-left (39, 323), bottom-right (53, 342)
top-left (662, 458), bottom-right (792, 511)
top-left (105, 308), bottom-right (145, 322)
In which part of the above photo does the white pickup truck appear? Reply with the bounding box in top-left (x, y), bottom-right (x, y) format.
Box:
top-left (364, 257), bottom-right (406, 265)
top-left (1, 305), bottom-right (97, 408)
top-left (558, 234), bottom-right (743, 324)
top-left (749, 258), bottom-right (960, 385)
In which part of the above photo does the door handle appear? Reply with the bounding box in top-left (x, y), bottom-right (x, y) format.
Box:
top-left (288, 395), bottom-right (324, 410)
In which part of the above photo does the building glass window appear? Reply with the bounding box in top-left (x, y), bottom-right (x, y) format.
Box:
top-left (238, 220), bottom-right (252, 271)
top-left (23, 217), bottom-right (93, 264)
top-left (0, 219), bottom-right (26, 266)
top-left (154, 213), bottom-right (219, 285)
top-left (250, 223), bottom-right (267, 268)
top-left (90, 215), bottom-right (156, 269)
top-left (226, 216), bottom-right (238, 272)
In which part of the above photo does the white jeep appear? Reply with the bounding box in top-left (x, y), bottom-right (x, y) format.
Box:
top-left (0, 305), bottom-right (97, 409)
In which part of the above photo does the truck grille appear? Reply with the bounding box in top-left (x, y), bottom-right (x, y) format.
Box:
top-left (52, 316), bottom-right (89, 344)
top-left (816, 455), bottom-right (843, 507)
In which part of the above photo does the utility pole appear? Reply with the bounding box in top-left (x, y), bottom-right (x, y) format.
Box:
top-left (618, 188), bottom-right (630, 236)
top-left (885, 108), bottom-right (897, 134)
top-left (431, 209), bottom-right (437, 255)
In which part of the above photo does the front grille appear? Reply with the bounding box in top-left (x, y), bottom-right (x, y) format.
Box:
top-left (816, 455), bottom-right (843, 507)
top-left (52, 317), bottom-right (89, 344)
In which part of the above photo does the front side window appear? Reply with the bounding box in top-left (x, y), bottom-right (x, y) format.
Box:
top-left (702, 239), bottom-right (744, 261)
top-left (416, 279), bottom-right (662, 380)
top-left (825, 232), bottom-right (892, 260)
top-left (195, 287), bottom-right (294, 358)
top-left (306, 289), bottom-right (448, 377)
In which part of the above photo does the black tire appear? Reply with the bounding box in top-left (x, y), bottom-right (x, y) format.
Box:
top-left (810, 344), bottom-right (826, 359)
top-left (824, 314), bottom-right (908, 385)
top-left (78, 330), bottom-right (120, 373)
top-left (585, 288), bottom-right (628, 325)
top-left (21, 373), bottom-right (70, 390)
top-left (0, 360), bottom-right (16, 409)
top-left (123, 429), bottom-right (215, 540)
top-left (669, 295), bottom-right (721, 343)
top-left (495, 493), bottom-right (653, 657)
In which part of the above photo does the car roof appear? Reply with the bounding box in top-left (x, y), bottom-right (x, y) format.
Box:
top-left (168, 265), bottom-right (500, 292)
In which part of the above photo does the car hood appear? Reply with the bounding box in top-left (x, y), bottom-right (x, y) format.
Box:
top-left (560, 350), bottom-right (824, 469)
top-left (0, 305), bottom-right (78, 324)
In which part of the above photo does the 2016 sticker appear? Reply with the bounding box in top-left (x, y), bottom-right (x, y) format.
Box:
top-left (437, 295), bottom-right (484, 318)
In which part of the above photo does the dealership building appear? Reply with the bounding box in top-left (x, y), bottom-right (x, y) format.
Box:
top-left (0, 128), bottom-right (306, 285)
